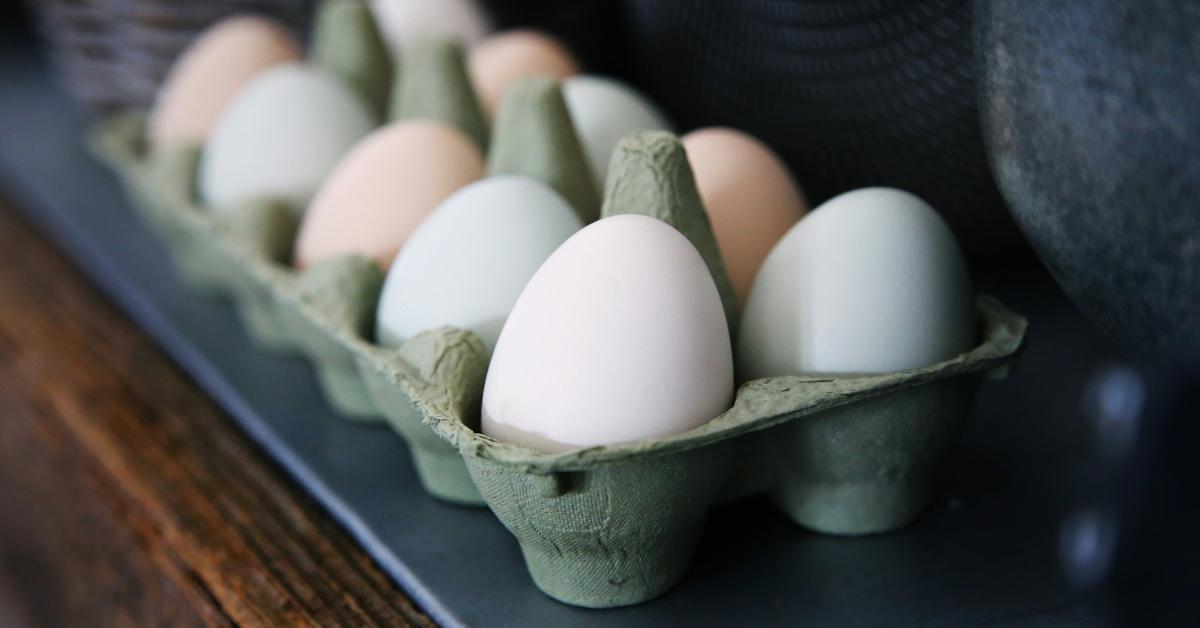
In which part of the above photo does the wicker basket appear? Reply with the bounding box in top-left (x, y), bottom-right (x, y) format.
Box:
top-left (30, 0), bottom-right (312, 112)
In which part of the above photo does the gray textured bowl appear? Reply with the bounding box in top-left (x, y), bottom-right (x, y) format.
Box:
top-left (977, 0), bottom-right (1200, 360)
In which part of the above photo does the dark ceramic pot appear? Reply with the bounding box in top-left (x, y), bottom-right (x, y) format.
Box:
top-left (977, 0), bottom-right (1200, 360)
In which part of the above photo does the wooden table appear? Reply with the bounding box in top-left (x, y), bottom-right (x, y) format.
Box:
top-left (0, 197), bottom-right (433, 626)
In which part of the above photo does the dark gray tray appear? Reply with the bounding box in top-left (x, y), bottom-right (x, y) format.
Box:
top-left (0, 39), bottom-right (1110, 627)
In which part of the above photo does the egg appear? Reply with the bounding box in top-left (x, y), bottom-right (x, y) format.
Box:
top-left (682, 128), bottom-right (808, 305)
top-left (468, 30), bottom-right (581, 120)
top-left (375, 176), bottom-right (582, 351)
top-left (738, 188), bottom-right (976, 379)
top-left (371, 0), bottom-right (490, 54)
top-left (294, 120), bottom-right (484, 269)
top-left (199, 64), bottom-right (375, 211)
top-left (148, 16), bottom-right (300, 152)
top-left (562, 76), bottom-right (671, 189)
top-left (482, 214), bottom-right (733, 453)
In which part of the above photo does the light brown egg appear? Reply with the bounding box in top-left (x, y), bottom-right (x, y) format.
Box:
top-left (294, 120), bottom-right (484, 270)
top-left (682, 128), bottom-right (808, 306)
top-left (468, 30), bottom-right (580, 119)
top-left (148, 15), bottom-right (300, 152)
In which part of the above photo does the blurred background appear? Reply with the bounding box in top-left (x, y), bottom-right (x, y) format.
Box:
top-left (2, 0), bottom-right (1198, 625)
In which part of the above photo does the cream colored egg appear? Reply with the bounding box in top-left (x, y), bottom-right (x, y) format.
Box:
top-left (562, 76), bottom-right (671, 189)
top-left (482, 214), bottom-right (733, 453)
top-left (199, 64), bottom-right (375, 211)
top-left (738, 187), bottom-right (976, 378)
top-left (468, 30), bottom-right (580, 119)
top-left (294, 119), bottom-right (484, 269)
top-left (371, 0), bottom-right (490, 54)
top-left (683, 128), bottom-right (807, 306)
top-left (375, 176), bottom-right (582, 351)
top-left (148, 15), bottom-right (300, 152)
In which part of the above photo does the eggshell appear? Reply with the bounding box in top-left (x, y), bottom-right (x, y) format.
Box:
top-left (738, 187), bottom-right (976, 378)
top-left (199, 64), bottom-right (375, 211)
top-left (148, 16), bottom-right (300, 151)
top-left (371, 0), bottom-right (490, 54)
top-left (562, 76), bottom-right (671, 189)
top-left (482, 214), bottom-right (733, 453)
top-left (682, 128), bottom-right (807, 305)
top-left (376, 176), bottom-right (582, 351)
top-left (468, 30), bottom-right (581, 119)
top-left (294, 120), bottom-right (484, 269)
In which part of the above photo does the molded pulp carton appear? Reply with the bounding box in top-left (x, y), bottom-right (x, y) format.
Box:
top-left (90, 5), bottom-right (1027, 606)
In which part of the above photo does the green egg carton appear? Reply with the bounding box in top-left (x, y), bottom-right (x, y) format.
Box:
top-left (93, 97), bottom-right (1026, 611)
top-left (90, 2), bottom-right (1027, 605)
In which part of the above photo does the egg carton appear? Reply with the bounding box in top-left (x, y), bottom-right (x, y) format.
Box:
top-left (95, 109), bottom-right (1026, 606)
top-left (89, 23), bottom-right (1028, 611)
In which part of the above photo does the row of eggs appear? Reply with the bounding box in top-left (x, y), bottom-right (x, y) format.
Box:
top-left (147, 4), bottom-right (976, 454)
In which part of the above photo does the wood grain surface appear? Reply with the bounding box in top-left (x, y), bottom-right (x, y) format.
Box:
top-left (0, 197), bottom-right (435, 626)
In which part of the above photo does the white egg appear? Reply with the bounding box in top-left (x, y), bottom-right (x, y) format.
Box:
top-left (482, 214), bottom-right (733, 453)
top-left (199, 64), bottom-right (375, 211)
top-left (371, 0), bottom-right (490, 54)
top-left (375, 176), bottom-right (582, 351)
top-left (738, 187), bottom-right (976, 378)
top-left (562, 76), bottom-right (671, 189)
